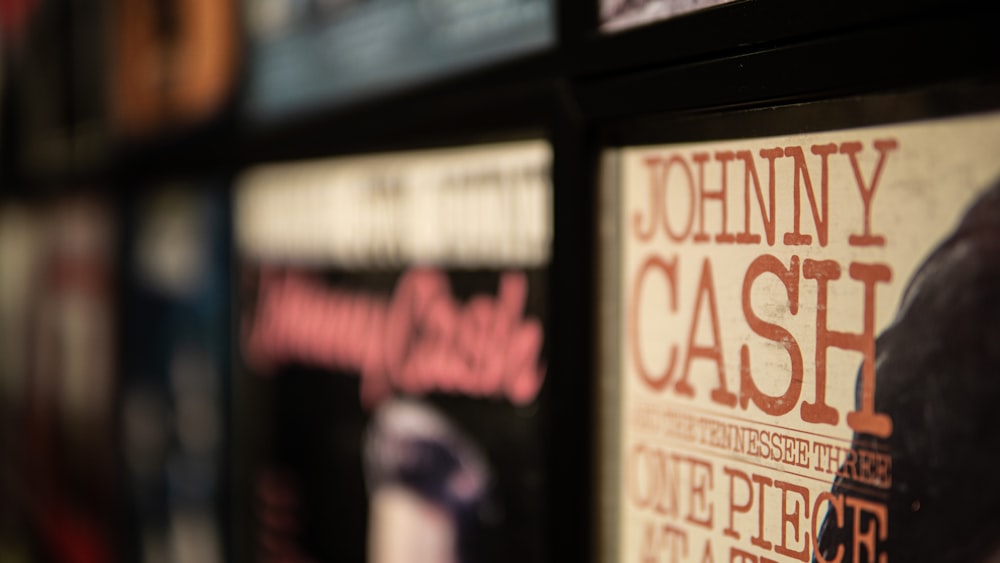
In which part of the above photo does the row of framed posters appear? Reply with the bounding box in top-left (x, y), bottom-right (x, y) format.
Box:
top-left (7, 86), bottom-right (995, 563)
top-left (600, 93), bottom-right (1000, 563)
top-left (228, 88), bottom-right (1000, 563)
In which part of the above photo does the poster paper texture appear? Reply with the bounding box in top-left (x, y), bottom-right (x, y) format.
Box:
top-left (615, 113), bottom-right (1000, 562)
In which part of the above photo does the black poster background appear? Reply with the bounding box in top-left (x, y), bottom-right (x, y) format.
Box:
top-left (236, 266), bottom-right (550, 563)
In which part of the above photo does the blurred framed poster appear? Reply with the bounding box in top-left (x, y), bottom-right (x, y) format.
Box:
top-left (0, 195), bottom-right (119, 563)
top-left (112, 0), bottom-right (240, 138)
top-left (243, 0), bottom-right (554, 121)
top-left (6, 0), bottom-right (111, 174)
top-left (233, 140), bottom-right (554, 562)
top-left (598, 87), bottom-right (1000, 563)
top-left (120, 184), bottom-right (231, 563)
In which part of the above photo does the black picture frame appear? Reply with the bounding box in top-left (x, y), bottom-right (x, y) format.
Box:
top-left (594, 77), bottom-right (1000, 563)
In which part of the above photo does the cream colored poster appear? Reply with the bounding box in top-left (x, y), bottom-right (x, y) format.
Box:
top-left (614, 112), bottom-right (1000, 562)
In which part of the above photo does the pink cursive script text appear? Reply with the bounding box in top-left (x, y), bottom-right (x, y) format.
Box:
top-left (243, 268), bottom-right (546, 408)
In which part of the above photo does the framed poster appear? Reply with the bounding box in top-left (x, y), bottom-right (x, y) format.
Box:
top-left (0, 196), bottom-right (119, 563)
top-left (244, 0), bottom-right (554, 121)
top-left (0, 200), bottom-right (43, 561)
top-left (599, 93), bottom-right (1000, 563)
top-left (233, 140), bottom-right (554, 562)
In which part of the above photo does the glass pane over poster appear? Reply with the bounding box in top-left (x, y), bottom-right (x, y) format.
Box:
top-left (234, 141), bottom-right (552, 563)
top-left (606, 111), bottom-right (1000, 562)
top-left (599, 0), bottom-right (738, 33)
top-left (245, 0), bottom-right (554, 120)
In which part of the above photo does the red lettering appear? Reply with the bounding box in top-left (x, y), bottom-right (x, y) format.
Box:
top-left (675, 259), bottom-right (737, 407)
top-left (846, 265), bottom-right (893, 437)
top-left (739, 255), bottom-right (803, 416)
top-left (628, 445), bottom-right (659, 511)
top-left (723, 467), bottom-right (753, 540)
top-left (641, 521), bottom-right (689, 563)
top-left (774, 480), bottom-right (810, 561)
top-left (685, 456), bottom-right (714, 529)
top-left (736, 149), bottom-right (780, 246)
top-left (847, 497), bottom-right (888, 563)
top-left (662, 156), bottom-right (698, 242)
top-left (730, 547), bottom-right (779, 563)
top-left (636, 157), bottom-right (664, 242)
top-left (783, 145), bottom-right (834, 247)
top-left (693, 151), bottom-right (736, 244)
top-left (812, 492), bottom-right (845, 563)
top-left (750, 474), bottom-right (772, 550)
top-left (629, 256), bottom-right (679, 391)
top-left (841, 139), bottom-right (898, 247)
top-left (700, 542), bottom-right (714, 563)
top-left (801, 260), bottom-right (892, 436)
